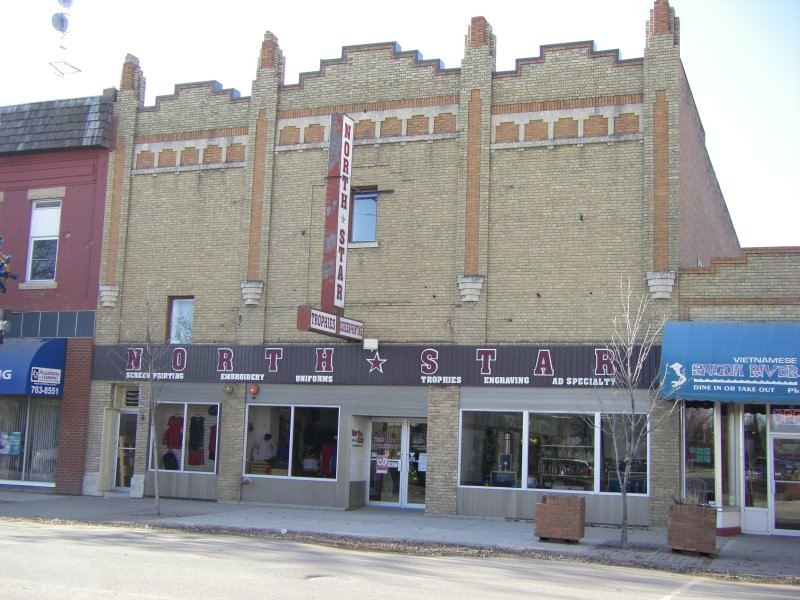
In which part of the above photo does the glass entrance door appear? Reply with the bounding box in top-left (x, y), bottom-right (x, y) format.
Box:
top-left (113, 412), bottom-right (137, 489)
top-left (772, 437), bottom-right (800, 534)
top-left (368, 420), bottom-right (427, 508)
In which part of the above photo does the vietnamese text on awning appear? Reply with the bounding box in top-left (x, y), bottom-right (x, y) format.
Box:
top-left (660, 321), bottom-right (800, 404)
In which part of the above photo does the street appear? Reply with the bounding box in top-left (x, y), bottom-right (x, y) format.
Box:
top-left (1, 522), bottom-right (796, 599)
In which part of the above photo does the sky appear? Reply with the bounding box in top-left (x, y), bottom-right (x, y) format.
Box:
top-left (1, 0), bottom-right (798, 248)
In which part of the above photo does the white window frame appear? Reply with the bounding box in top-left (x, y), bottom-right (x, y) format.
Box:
top-left (350, 191), bottom-right (378, 245)
top-left (168, 297), bottom-right (194, 344)
top-left (26, 199), bottom-right (62, 282)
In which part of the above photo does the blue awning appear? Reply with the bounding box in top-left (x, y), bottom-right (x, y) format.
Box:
top-left (0, 338), bottom-right (67, 396)
top-left (659, 322), bottom-right (800, 404)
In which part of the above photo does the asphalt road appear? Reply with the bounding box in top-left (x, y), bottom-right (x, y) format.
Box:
top-left (2, 522), bottom-right (796, 599)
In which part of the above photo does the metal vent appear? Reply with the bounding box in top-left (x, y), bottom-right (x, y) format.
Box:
top-left (35, 200), bottom-right (62, 209)
top-left (124, 389), bottom-right (139, 407)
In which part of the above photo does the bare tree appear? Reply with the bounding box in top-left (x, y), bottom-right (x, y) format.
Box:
top-left (131, 282), bottom-right (173, 515)
top-left (593, 279), bottom-right (683, 547)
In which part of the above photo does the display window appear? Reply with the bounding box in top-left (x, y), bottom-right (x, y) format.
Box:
top-left (460, 409), bottom-right (649, 494)
top-left (530, 414), bottom-right (594, 492)
top-left (0, 396), bottom-right (60, 484)
top-left (460, 411), bottom-right (523, 488)
top-left (245, 405), bottom-right (338, 479)
top-left (150, 402), bottom-right (218, 474)
top-left (684, 401), bottom-right (715, 504)
top-left (599, 415), bottom-right (648, 493)
top-left (744, 404), bottom-right (768, 508)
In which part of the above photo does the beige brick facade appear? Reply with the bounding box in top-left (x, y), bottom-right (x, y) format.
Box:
top-left (85, 1), bottom-right (799, 530)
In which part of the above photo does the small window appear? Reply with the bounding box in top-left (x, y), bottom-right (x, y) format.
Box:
top-left (351, 192), bottom-right (377, 243)
top-left (168, 297), bottom-right (194, 344)
top-left (27, 200), bottom-right (61, 281)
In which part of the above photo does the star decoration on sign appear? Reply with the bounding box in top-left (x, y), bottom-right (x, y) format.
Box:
top-left (366, 351), bottom-right (387, 373)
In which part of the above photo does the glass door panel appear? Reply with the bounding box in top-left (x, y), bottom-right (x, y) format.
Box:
top-left (369, 421), bottom-right (402, 504)
top-left (407, 422), bottom-right (427, 506)
top-left (114, 412), bottom-right (137, 489)
top-left (773, 438), bottom-right (800, 533)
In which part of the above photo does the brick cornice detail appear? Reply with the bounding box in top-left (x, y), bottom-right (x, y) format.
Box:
top-left (679, 247), bottom-right (800, 275)
top-left (278, 96), bottom-right (460, 120)
top-left (680, 297), bottom-right (800, 307)
top-left (495, 42), bottom-right (642, 80)
top-left (135, 127), bottom-right (248, 144)
top-left (494, 94), bottom-right (643, 115)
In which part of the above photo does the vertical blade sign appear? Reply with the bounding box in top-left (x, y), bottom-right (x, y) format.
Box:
top-left (321, 113), bottom-right (354, 314)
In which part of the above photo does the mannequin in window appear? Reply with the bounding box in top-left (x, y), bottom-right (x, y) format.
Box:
top-left (251, 433), bottom-right (276, 462)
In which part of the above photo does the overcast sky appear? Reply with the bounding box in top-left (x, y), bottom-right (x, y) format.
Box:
top-left (1, 0), bottom-right (797, 248)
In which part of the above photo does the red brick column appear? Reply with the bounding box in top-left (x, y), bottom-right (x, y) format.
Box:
top-left (55, 338), bottom-right (93, 495)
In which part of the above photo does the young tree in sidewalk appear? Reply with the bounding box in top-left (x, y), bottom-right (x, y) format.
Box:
top-left (592, 279), bottom-right (684, 548)
top-left (130, 282), bottom-right (174, 516)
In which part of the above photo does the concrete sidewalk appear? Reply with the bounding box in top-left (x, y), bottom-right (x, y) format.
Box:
top-left (0, 489), bottom-right (797, 584)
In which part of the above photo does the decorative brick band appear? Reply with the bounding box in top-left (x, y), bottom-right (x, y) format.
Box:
top-left (464, 90), bottom-right (482, 276)
top-left (653, 90), bottom-right (670, 271)
top-left (277, 105), bottom-right (459, 148)
top-left (247, 109), bottom-right (268, 280)
top-left (494, 94), bottom-right (643, 115)
top-left (105, 129), bottom-right (125, 284)
top-left (492, 103), bottom-right (642, 146)
top-left (134, 127), bottom-right (248, 144)
top-left (132, 135), bottom-right (248, 172)
top-left (278, 96), bottom-right (459, 120)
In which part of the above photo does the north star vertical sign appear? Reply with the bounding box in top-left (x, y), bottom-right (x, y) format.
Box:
top-left (321, 113), bottom-right (354, 314)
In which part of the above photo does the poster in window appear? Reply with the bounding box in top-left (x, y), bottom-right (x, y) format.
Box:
top-left (376, 455), bottom-right (388, 474)
top-left (0, 432), bottom-right (21, 455)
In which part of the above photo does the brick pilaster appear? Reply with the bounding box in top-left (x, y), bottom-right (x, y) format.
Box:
top-left (55, 339), bottom-right (93, 494)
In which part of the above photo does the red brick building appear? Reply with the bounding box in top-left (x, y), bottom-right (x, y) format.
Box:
top-left (0, 91), bottom-right (114, 493)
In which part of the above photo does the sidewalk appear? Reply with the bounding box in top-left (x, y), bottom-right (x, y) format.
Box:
top-left (0, 489), bottom-right (797, 584)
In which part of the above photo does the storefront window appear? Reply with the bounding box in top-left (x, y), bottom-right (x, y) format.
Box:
top-left (0, 396), bottom-right (60, 484)
top-left (460, 411), bottom-right (522, 488)
top-left (720, 403), bottom-right (737, 506)
top-left (152, 403), bottom-right (218, 473)
top-left (460, 409), bottom-right (650, 494)
top-left (600, 415), bottom-right (648, 494)
top-left (529, 414), bottom-right (594, 492)
top-left (684, 401), bottom-right (715, 504)
top-left (743, 404), bottom-right (767, 508)
top-left (245, 405), bottom-right (338, 479)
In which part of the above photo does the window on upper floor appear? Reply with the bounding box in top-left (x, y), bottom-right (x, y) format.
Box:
top-left (351, 191), bottom-right (377, 243)
top-left (168, 297), bottom-right (194, 344)
top-left (27, 199), bottom-right (61, 282)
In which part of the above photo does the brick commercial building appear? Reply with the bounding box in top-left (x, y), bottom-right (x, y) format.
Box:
top-left (0, 91), bottom-right (114, 493)
top-left (87, 0), bottom-right (799, 535)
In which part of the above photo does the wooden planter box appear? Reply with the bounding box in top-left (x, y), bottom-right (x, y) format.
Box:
top-left (534, 495), bottom-right (586, 543)
top-left (668, 504), bottom-right (717, 556)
